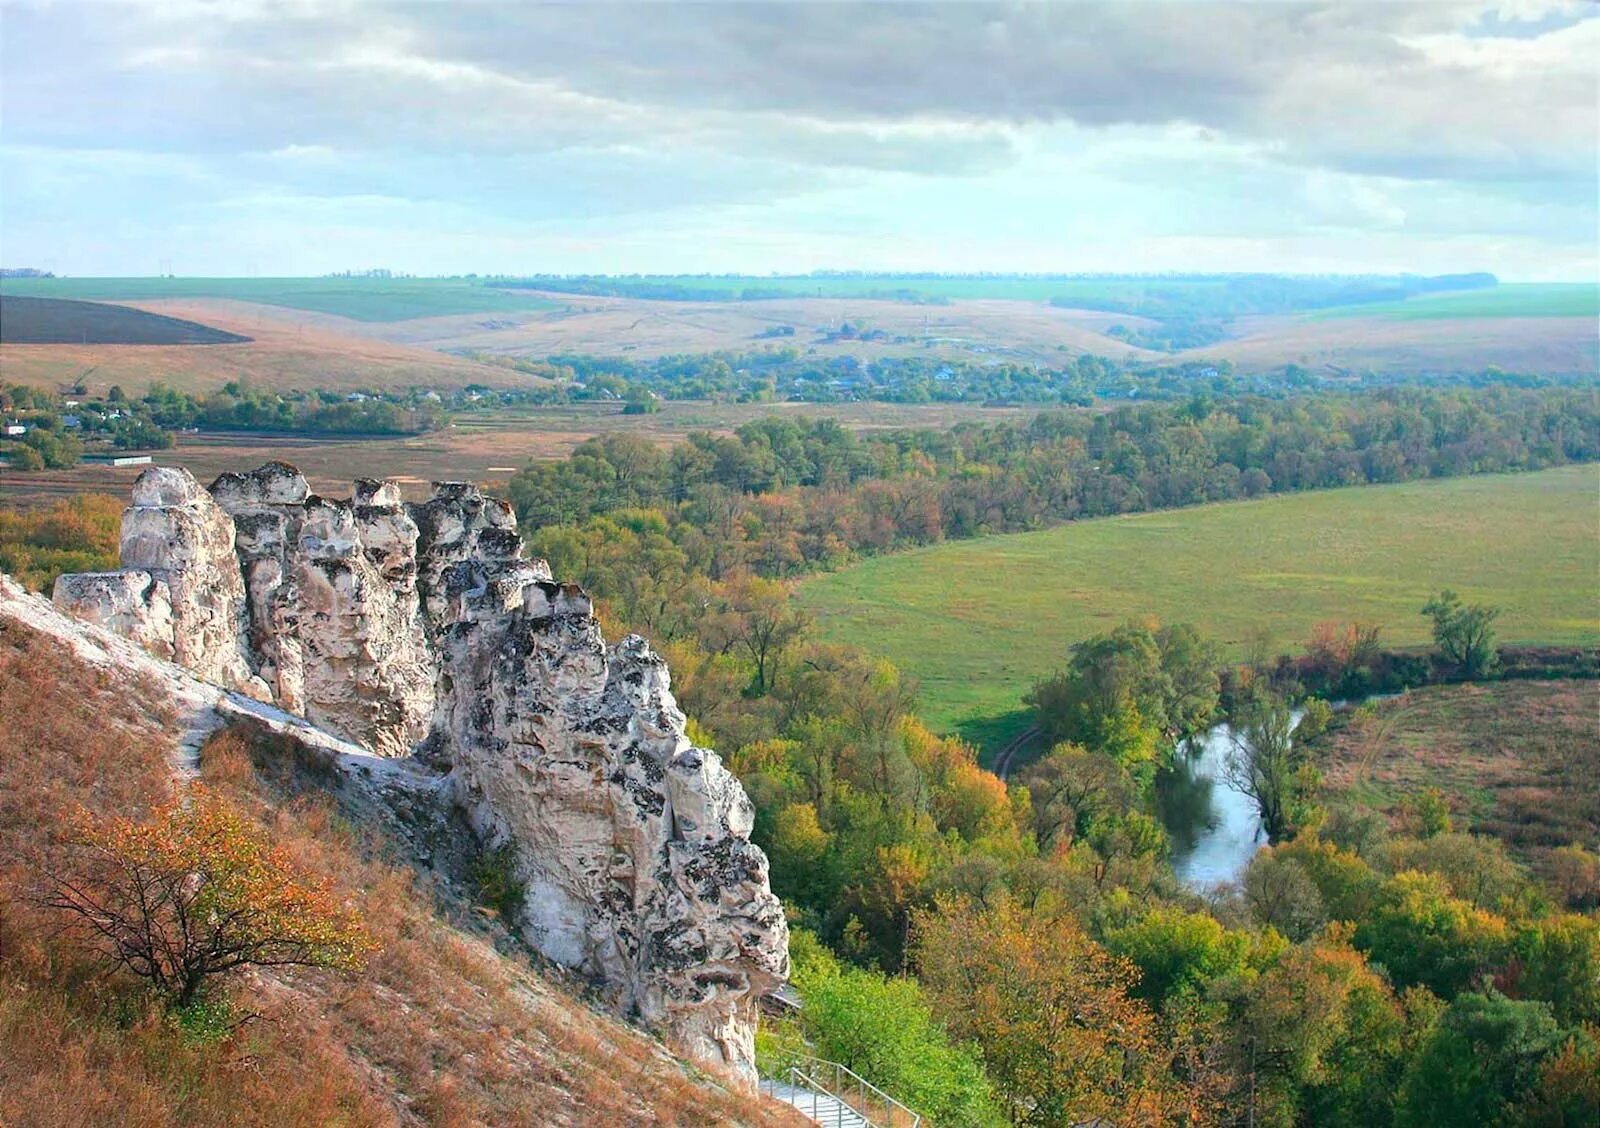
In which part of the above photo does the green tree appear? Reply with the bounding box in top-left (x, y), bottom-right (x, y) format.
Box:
top-left (1422, 589), bottom-right (1501, 678)
top-left (1225, 693), bottom-right (1321, 842)
top-left (1354, 870), bottom-right (1510, 997)
top-left (1104, 905), bottom-right (1261, 1007)
top-left (1396, 991), bottom-right (1571, 1128)
top-left (1213, 938), bottom-right (1411, 1128)
top-left (790, 940), bottom-right (999, 1127)
top-left (1243, 849), bottom-right (1328, 942)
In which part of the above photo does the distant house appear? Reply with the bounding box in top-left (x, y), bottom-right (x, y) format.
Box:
top-left (61, 415), bottom-right (82, 429)
top-left (112, 455), bottom-right (153, 467)
top-left (3, 423), bottom-right (26, 437)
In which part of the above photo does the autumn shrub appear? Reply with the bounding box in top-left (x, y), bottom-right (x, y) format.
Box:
top-left (46, 789), bottom-right (377, 1008)
top-left (915, 895), bottom-right (1205, 1126)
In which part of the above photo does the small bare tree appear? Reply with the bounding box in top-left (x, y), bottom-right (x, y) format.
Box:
top-left (46, 790), bottom-right (375, 1007)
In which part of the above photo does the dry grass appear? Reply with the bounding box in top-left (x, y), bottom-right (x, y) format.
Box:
top-left (0, 618), bottom-right (806, 1127)
top-left (1180, 313), bottom-right (1598, 377)
top-left (0, 298), bottom-right (536, 398)
top-left (1311, 679), bottom-right (1600, 874)
top-left (356, 293), bottom-right (1156, 366)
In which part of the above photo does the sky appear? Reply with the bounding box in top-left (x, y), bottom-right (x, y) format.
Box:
top-left (1, 0), bottom-right (1596, 280)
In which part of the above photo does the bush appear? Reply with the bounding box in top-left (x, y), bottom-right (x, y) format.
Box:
top-left (46, 789), bottom-right (377, 1007)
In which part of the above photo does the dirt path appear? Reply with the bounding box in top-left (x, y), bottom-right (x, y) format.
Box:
top-left (992, 723), bottom-right (1043, 780)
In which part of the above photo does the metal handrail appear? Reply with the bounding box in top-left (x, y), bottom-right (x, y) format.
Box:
top-left (759, 1054), bottom-right (922, 1128)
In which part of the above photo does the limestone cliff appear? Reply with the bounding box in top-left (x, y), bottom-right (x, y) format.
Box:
top-left (47, 463), bottom-right (788, 1080)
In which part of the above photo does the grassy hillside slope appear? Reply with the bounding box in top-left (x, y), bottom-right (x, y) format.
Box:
top-left (797, 465), bottom-right (1600, 743)
top-left (0, 618), bottom-right (802, 1127)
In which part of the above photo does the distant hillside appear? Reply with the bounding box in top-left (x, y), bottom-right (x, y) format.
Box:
top-left (0, 296), bottom-right (251, 345)
top-left (0, 277), bottom-right (560, 322)
top-left (494, 270), bottom-right (1498, 315)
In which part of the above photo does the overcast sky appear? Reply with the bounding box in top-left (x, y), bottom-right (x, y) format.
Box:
top-left (2, 0), bottom-right (1596, 279)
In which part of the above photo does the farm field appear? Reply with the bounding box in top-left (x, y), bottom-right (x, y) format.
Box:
top-left (796, 465), bottom-right (1600, 747)
top-left (376, 293), bottom-right (1154, 364)
top-left (0, 299), bottom-right (534, 396)
top-left (1306, 679), bottom-right (1600, 873)
top-left (0, 296), bottom-right (251, 345)
top-left (0, 399), bottom-right (1038, 507)
top-left (5, 277), bottom-right (1596, 379)
top-left (1176, 312), bottom-right (1599, 378)
top-left (0, 276), bottom-right (560, 322)
top-left (1309, 282), bottom-right (1598, 321)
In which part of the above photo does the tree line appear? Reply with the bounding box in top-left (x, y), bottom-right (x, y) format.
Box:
top-left (511, 386), bottom-right (1599, 581)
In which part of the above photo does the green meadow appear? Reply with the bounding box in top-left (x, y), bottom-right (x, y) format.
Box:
top-left (797, 465), bottom-right (1600, 749)
top-left (1310, 282), bottom-right (1598, 321)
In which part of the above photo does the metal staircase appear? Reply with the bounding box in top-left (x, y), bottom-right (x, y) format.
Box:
top-left (758, 1053), bottom-right (921, 1128)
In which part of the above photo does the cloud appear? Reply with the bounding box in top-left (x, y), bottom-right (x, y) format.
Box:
top-left (0, 0), bottom-right (1593, 275)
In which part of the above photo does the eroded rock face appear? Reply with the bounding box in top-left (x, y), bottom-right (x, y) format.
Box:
top-left (101, 467), bottom-right (268, 699)
top-left (51, 569), bottom-right (175, 660)
top-left (45, 463), bottom-right (788, 1080)
top-left (424, 484), bottom-right (787, 1077)
top-left (212, 464), bottom-right (434, 757)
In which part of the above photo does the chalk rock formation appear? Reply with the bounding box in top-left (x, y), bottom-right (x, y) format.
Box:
top-left (50, 569), bottom-right (176, 661)
top-left (424, 485), bottom-right (788, 1076)
top-left (212, 464), bottom-right (434, 757)
top-left (57, 467), bottom-right (267, 699)
top-left (45, 463), bottom-right (788, 1080)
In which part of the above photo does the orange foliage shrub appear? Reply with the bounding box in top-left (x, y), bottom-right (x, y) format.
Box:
top-left (48, 790), bottom-right (376, 1006)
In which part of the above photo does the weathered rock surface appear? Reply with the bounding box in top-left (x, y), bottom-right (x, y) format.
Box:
top-left (56, 467), bottom-right (268, 699)
top-left (41, 463), bottom-right (788, 1079)
top-left (212, 463), bottom-right (434, 757)
top-left (424, 485), bottom-right (787, 1077)
top-left (51, 569), bottom-right (176, 661)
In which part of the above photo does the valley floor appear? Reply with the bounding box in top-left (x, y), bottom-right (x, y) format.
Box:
top-left (797, 464), bottom-right (1600, 750)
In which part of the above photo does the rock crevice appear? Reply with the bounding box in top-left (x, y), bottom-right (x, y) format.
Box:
top-left (49, 464), bottom-right (787, 1079)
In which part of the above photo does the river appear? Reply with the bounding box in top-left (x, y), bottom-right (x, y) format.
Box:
top-left (1155, 710), bottom-right (1305, 890)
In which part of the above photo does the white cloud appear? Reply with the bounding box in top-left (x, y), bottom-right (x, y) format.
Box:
top-left (0, 1), bottom-right (1593, 276)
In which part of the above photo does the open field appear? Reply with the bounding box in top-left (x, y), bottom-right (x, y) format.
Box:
top-left (0, 296), bottom-right (251, 345)
top-left (1310, 282), bottom-right (1598, 321)
top-left (1176, 312), bottom-right (1599, 378)
top-left (373, 293), bottom-right (1157, 364)
top-left (363, 291), bottom-right (1600, 378)
top-left (796, 465), bottom-right (1600, 746)
top-left (0, 276), bottom-right (560, 322)
top-left (0, 299), bottom-right (537, 396)
top-left (0, 399), bottom-right (1038, 507)
top-left (5, 277), bottom-right (1596, 380)
top-left (1307, 679), bottom-right (1600, 868)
